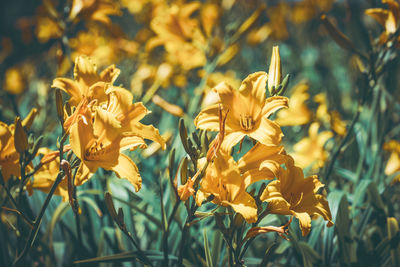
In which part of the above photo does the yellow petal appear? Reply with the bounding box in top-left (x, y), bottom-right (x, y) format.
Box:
top-left (52, 78), bottom-right (82, 106)
top-left (74, 163), bottom-right (93, 186)
top-left (294, 212), bottom-right (312, 236)
top-left (74, 55), bottom-right (98, 88)
top-left (194, 104), bottom-right (220, 131)
top-left (248, 117), bottom-right (283, 147)
top-left (238, 72), bottom-right (268, 116)
top-left (99, 64), bottom-right (120, 83)
top-left (224, 191), bottom-right (258, 223)
top-left (220, 131), bottom-right (245, 152)
top-left (111, 154), bottom-right (142, 192)
top-left (69, 115), bottom-right (95, 160)
top-left (365, 8), bottom-right (389, 28)
top-left (262, 96), bottom-right (289, 118)
top-left (130, 122), bottom-right (166, 150)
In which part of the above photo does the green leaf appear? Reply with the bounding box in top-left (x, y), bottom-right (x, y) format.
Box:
top-left (74, 250), bottom-right (178, 264)
top-left (203, 229), bottom-right (213, 267)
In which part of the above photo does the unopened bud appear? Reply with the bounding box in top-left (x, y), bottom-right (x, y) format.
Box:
top-left (55, 89), bottom-right (64, 122)
top-left (21, 108), bottom-right (37, 130)
top-left (14, 117), bottom-right (28, 154)
top-left (268, 46), bottom-right (282, 95)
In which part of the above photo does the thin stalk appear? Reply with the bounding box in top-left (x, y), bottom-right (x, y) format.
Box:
top-left (13, 172), bottom-right (65, 267)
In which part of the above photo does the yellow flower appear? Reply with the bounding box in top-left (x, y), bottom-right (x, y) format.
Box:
top-left (195, 72), bottom-right (289, 151)
top-left (268, 46), bottom-right (282, 95)
top-left (290, 122), bottom-right (333, 171)
top-left (3, 67), bottom-right (26, 94)
top-left (0, 122), bottom-right (20, 182)
top-left (260, 156), bottom-right (333, 236)
top-left (238, 143), bottom-right (289, 187)
top-left (0, 109), bottom-right (37, 182)
top-left (27, 148), bottom-right (69, 201)
top-left (52, 55), bottom-right (120, 106)
top-left (146, 2), bottom-right (207, 70)
top-left (195, 150), bottom-right (258, 223)
top-left (69, 87), bottom-right (165, 191)
top-left (384, 140), bottom-right (400, 183)
top-left (366, 0), bottom-right (400, 42)
top-left (275, 81), bottom-right (312, 126)
top-left (314, 93), bottom-right (347, 136)
top-left (69, 0), bottom-right (122, 25)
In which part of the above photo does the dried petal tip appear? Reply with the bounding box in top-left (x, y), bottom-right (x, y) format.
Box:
top-left (268, 46), bottom-right (282, 95)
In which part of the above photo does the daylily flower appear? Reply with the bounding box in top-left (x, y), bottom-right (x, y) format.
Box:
top-left (0, 109), bottom-right (37, 182)
top-left (27, 148), bottom-right (69, 201)
top-left (195, 72), bottom-right (288, 152)
top-left (146, 2), bottom-right (207, 70)
top-left (0, 122), bottom-right (20, 182)
top-left (260, 156), bottom-right (333, 236)
top-left (275, 81), bottom-right (312, 126)
top-left (384, 140), bottom-right (400, 183)
top-left (69, 0), bottom-right (122, 25)
top-left (52, 55), bottom-right (120, 106)
top-left (69, 87), bottom-right (165, 190)
top-left (365, 0), bottom-right (400, 43)
top-left (238, 143), bottom-right (289, 187)
top-left (290, 122), bottom-right (333, 171)
top-left (195, 150), bottom-right (258, 223)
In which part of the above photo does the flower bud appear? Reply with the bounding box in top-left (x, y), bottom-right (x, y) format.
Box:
top-left (268, 46), bottom-right (282, 95)
top-left (14, 117), bottom-right (28, 154)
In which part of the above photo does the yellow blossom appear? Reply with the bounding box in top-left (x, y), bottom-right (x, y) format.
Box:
top-left (268, 46), bottom-right (282, 95)
top-left (146, 2), bottom-right (207, 70)
top-left (314, 93), bottom-right (347, 136)
top-left (68, 87), bottom-right (165, 190)
top-left (69, 0), bottom-right (122, 25)
top-left (0, 109), bottom-right (37, 182)
top-left (52, 55), bottom-right (120, 106)
top-left (27, 148), bottom-right (69, 201)
top-left (4, 67), bottom-right (26, 94)
top-left (366, 0), bottom-right (400, 43)
top-left (260, 156), bottom-right (333, 236)
top-left (290, 122), bottom-right (333, 171)
top-left (195, 72), bottom-right (288, 151)
top-left (195, 150), bottom-right (258, 223)
top-left (275, 81), bottom-right (312, 126)
top-left (238, 143), bottom-right (289, 187)
top-left (384, 140), bottom-right (400, 183)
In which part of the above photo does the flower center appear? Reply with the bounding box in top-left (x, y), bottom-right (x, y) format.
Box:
top-left (85, 141), bottom-right (108, 160)
top-left (239, 114), bottom-right (254, 131)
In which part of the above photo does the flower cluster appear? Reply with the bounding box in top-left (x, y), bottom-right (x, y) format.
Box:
top-left (179, 47), bottom-right (333, 235)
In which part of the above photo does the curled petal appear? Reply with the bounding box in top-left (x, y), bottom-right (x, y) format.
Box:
top-left (262, 96), bottom-right (289, 118)
top-left (111, 154), bottom-right (142, 192)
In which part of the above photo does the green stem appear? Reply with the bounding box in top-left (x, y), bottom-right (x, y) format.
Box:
top-left (13, 172), bottom-right (65, 267)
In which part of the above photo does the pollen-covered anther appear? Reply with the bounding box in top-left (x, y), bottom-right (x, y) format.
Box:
top-left (240, 114), bottom-right (254, 131)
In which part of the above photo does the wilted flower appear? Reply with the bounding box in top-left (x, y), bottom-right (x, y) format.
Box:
top-left (260, 156), bottom-right (333, 236)
top-left (195, 72), bottom-right (288, 151)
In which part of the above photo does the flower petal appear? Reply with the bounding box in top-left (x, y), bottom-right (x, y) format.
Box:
top-left (220, 131), bottom-right (245, 152)
top-left (224, 191), bottom-right (258, 223)
top-left (52, 78), bottom-right (82, 106)
top-left (294, 212), bottom-right (312, 236)
top-left (248, 117), bottom-right (283, 147)
top-left (110, 153), bottom-right (142, 192)
top-left (194, 104), bottom-right (220, 131)
top-left (238, 72), bottom-right (267, 109)
top-left (99, 64), bottom-right (120, 83)
top-left (262, 96), bottom-right (289, 118)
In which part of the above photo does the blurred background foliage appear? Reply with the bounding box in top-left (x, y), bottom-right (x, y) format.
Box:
top-left (0, 0), bottom-right (400, 266)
